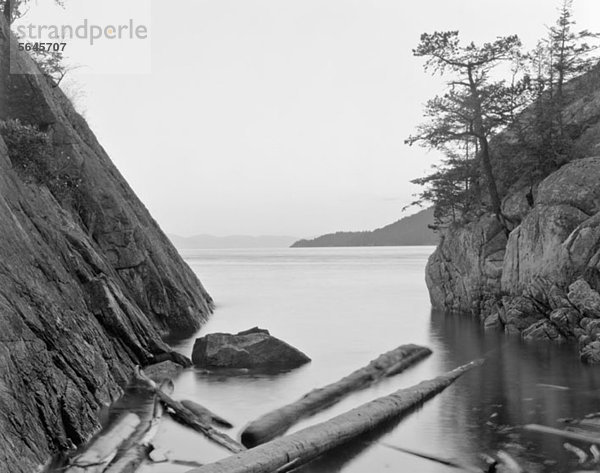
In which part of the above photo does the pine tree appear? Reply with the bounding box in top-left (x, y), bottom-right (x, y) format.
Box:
top-left (406, 31), bottom-right (526, 223)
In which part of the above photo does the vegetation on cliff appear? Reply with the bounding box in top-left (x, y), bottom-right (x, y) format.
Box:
top-left (0, 11), bottom-right (213, 473)
top-left (420, 1), bottom-right (600, 364)
top-left (407, 0), bottom-right (599, 226)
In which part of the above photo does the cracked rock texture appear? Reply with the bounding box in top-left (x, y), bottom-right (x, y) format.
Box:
top-left (426, 63), bottom-right (600, 363)
top-left (0, 16), bottom-right (212, 473)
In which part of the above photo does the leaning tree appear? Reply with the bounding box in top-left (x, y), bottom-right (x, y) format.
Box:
top-left (406, 31), bottom-right (526, 224)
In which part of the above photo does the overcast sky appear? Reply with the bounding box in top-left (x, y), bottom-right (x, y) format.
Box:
top-left (23, 0), bottom-right (600, 237)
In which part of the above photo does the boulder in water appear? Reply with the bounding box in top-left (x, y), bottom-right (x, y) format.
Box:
top-left (192, 327), bottom-right (311, 370)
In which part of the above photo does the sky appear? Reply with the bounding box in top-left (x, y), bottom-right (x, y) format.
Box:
top-left (15, 0), bottom-right (600, 237)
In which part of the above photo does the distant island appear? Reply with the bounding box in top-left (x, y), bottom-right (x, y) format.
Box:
top-left (291, 207), bottom-right (436, 247)
top-left (169, 234), bottom-right (299, 249)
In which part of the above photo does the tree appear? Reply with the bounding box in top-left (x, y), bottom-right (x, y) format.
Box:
top-left (516, 1), bottom-right (599, 175)
top-left (2, 0), bottom-right (64, 24)
top-left (406, 31), bottom-right (526, 223)
top-left (409, 145), bottom-right (479, 225)
top-left (550, 0), bottom-right (599, 101)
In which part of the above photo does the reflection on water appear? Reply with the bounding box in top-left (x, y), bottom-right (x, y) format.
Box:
top-left (131, 247), bottom-right (600, 473)
top-left (430, 310), bottom-right (600, 472)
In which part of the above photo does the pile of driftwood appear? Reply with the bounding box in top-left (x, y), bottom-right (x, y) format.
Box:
top-left (62, 344), bottom-right (482, 473)
top-left (63, 367), bottom-right (242, 473)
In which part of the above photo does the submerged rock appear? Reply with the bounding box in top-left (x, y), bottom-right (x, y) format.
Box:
top-left (192, 327), bottom-right (311, 369)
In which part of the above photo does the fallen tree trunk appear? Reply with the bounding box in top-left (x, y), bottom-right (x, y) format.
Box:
top-left (181, 400), bottom-right (234, 429)
top-left (134, 367), bottom-right (245, 453)
top-left (65, 413), bottom-right (141, 473)
top-left (241, 343), bottom-right (432, 447)
top-left (186, 359), bottom-right (482, 473)
top-left (524, 424), bottom-right (600, 443)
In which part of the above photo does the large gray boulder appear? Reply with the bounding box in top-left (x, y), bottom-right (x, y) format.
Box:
top-left (192, 328), bottom-right (311, 370)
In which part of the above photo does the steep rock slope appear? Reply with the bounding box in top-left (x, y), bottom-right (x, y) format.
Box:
top-left (0, 17), bottom-right (212, 472)
top-left (426, 64), bottom-right (600, 361)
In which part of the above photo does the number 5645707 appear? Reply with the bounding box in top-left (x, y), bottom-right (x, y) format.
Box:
top-left (18, 42), bottom-right (67, 52)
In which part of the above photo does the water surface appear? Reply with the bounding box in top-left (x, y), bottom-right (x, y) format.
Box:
top-left (140, 247), bottom-right (600, 472)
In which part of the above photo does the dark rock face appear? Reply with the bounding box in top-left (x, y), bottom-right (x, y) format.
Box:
top-left (192, 327), bottom-right (311, 369)
top-left (0, 16), bottom-right (212, 473)
top-left (426, 64), bottom-right (600, 363)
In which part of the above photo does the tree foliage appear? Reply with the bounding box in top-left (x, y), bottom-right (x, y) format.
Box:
top-left (406, 31), bottom-right (526, 224)
top-left (0, 119), bottom-right (81, 198)
top-left (2, 0), bottom-right (64, 24)
top-left (408, 1), bottom-right (599, 226)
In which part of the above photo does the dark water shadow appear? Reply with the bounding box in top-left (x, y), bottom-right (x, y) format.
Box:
top-left (428, 308), bottom-right (600, 472)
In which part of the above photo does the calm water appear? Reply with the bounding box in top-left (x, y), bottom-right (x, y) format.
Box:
top-left (136, 247), bottom-right (600, 473)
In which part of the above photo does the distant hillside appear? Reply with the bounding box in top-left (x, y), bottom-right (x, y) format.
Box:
top-left (169, 234), bottom-right (299, 249)
top-left (291, 207), bottom-right (437, 247)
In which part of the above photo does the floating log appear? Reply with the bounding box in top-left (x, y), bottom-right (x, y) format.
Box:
top-left (563, 442), bottom-right (588, 463)
top-left (134, 367), bottom-right (245, 453)
top-left (524, 424), bottom-right (600, 444)
top-left (65, 413), bottom-right (141, 473)
top-left (495, 450), bottom-right (524, 473)
top-left (186, 359), bottom-right (482, 473)
top-left (241, 343), bottom-right (432, 447)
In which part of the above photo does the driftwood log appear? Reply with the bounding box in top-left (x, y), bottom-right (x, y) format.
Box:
top-left (103, 382), bottom-right (174, 473)
top-left (186, 359), bottom-right (483, 473)
top-left (181, 400), bottom-right (234, 429)
top-left (65, 413), bottom-right (141, 473)
top-left (241, 343), bottom-right (432, 446)
top-left (524, 424), bottom-right (600, 443)
top-left (134, 367), bottom-right (245, 453)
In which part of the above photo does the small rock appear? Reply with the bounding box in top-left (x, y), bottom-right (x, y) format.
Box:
top-left (154, 351), bottom-right (193, 367)
top-left (503, 296), bottom-right (545, 333)
top-left (484, 312), bottom-right (502, 330)
top-left (143, 360), bottom-right (183, 383)
top-left (192, 327), bottom-right (311, 370)
top-left (149, 447), bottom-right (169, 463)
top-left (580, 341), bottom-right (600, 364)
top-left (549, 307), bottom-right (582, 335)
top-left (568, 279), bottom-right (600, 318)
top-left (522, 319), bottom-right (565, 342)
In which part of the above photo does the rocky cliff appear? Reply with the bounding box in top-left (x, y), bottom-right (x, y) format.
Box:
top-left (426, 64), bottom-right (600, 362)
top-left (0, 17), bottom-right (213, 473)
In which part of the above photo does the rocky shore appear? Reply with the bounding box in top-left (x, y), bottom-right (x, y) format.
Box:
top-left (426, 71), bottom-right (600, 361)
top-left (426, 63), bottom-right (600, 362)
top-left (0, 15), bottom-right (213, 473)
